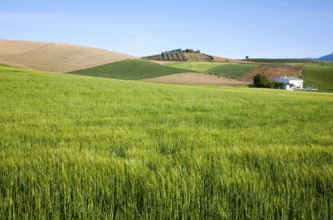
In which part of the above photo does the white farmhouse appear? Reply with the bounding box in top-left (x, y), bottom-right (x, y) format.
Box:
top-left (272, 76), bottom-right (303, 90)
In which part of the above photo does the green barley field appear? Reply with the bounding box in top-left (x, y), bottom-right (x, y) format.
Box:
top-left (1, 64), bottom-right (333, 219)
top-left (167, 62), bottom-right (259, 79)
top-left (70, 59), bottom-right (193, 80)
top-left (302, 62), bottom-right (333, 91)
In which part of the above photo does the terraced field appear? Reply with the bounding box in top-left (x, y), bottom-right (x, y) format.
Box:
top-left (1, 64), bottom-right (333, 219)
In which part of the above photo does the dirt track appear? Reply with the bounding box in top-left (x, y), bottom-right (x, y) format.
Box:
top-left (0, 40), bottom-right (135, 72)
top-left (141, 73), bottom-right (247, 86)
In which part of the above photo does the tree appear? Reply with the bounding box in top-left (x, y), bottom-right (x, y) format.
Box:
top-left (253, 74), bottom-right (269, 88)
top-left (253, 74), bottom-right (285, 89)
top-left (245, 56), bottom-right (249, 60)
top-left (184, 49), bottom-right (195, 53)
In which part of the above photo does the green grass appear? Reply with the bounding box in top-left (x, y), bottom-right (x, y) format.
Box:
top-left (167, 62), bottom-right (259, 79)
top-left (302, 62), bottom-right (333, 91)
top-left (1, 65), bottom-right (333, 219)
top-left (69, 59), bottom-right (193, 80)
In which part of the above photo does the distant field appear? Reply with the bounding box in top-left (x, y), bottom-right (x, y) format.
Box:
top-left (141, 73), bottom-right (247, 86)
top-left (239, 64), bottom-right (304, 84)
top-left (0, 40), bottom-right (135, 72)
top-left (1, 65), bottom-right (333, 219)
top-left (167, 62), bottom-right (259, 79)
top-left (70, 59), bottom-right (194, 80)
top-left (302, 62), bottom-right (333, 91)
top-left (244, 58), bottom-right (321, 64)
top-left (142, 49), bottom-right (213, 62)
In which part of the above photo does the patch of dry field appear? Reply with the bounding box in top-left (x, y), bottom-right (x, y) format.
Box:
top-left (240, 64), bottom-right (304, 83)
top-left (141, 73), bottom-right (247, 86)
top-left (212, 55), bottom-right (237, 62)
top-left (0, 40), bottom-right (135, 72)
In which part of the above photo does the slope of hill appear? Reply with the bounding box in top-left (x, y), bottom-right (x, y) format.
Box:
top-left (317, 53), bottom-right (333, 61)
top-left (70, 59), bottom-right (194, 80)
top-left (302, 62), bottom-right (333, 91)
top-left (211, 55), bottom-right (237, 62)
top-left (141, 73), bottom-right (247, 86)
top-left (142, 49), bottom-right (214, 62)
top-left (167, 62), bottom-right (259, 79)
top-left (1, 65), bottom-right (333, 219)
top-left (243, 58), bottom-right (320, 64)
top-left (0, 39), bottom-right (135, 72)
top-left (240, 65), bottom-right (304, 84)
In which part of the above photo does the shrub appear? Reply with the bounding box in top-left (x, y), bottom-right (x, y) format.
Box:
top-left (184, 49), bottom-right (195, 53)
top-left (253, 74), bottom-right (285, 89)
top-left (253, 73), bottom-right (270, 87)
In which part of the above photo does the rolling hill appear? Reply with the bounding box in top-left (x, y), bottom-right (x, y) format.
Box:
top-left (1, 40), bottom-right (331, 90)
top-left (240, 65), bottom-right (304, 84)
top-left (318, 53), bottom-right (333, 61)
top-left (0, 39), bottom-right (135, 72)
top-left (142, 49), bottom-right (214, 62)
top-left (302, 62), bottom-right (333, 91)
top-left (243, 58), bottom-right (320, 64)
top-left (141, 73), bottom-right (247, 86)
top-left (166, 62), bottom-right (259, 79)
top-left (70, 59), bottom-right (194, 80)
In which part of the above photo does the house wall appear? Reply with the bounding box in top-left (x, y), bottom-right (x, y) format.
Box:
top-left (289, 80), bottom-right (303, 89)
top-left (272, 78), bottom-right (303, 90)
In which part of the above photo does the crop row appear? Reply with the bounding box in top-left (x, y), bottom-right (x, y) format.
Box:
top-left (142, 49), bottom-right (213, 62)
top-left (245, 58), bottom-right (323, 64)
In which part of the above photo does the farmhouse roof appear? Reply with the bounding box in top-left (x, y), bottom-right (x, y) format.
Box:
top-left (273, 76), bottom-right (303, 81)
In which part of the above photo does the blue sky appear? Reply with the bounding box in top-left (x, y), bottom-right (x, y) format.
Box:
top-left (1, 0), bottom-right (332, 58)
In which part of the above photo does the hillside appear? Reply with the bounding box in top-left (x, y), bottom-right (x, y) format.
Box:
top-left (237, 61), bottom-right (333, 91)
top-left (1, 65), bottom-right (333, 219)
top-left (70, 59), bottom-right (252, 85)
top-left (141, 73), bottom-right (247, 86)
top-left (142, 49), bottom-right (214, 62)
top-left (70, 59), bottom-right (194, 80)
top-left (243, 58), bottom-right (321, 64)
top-left (302, 62), bottom-right (333, 91)
top-left (318, 53), bottom-right (333, 61)
top-left (0, 39), bottom-right (135, 72)
top-left (211, 55), bottom-right (237, 62)
top-left (240, 64), bottom-right (304, 84)
top-left (167, 62), bottom-right (259, 79)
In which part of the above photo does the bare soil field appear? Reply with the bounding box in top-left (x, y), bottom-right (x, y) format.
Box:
top-left (185, 53), bottom-right (212, 62)
top-left (240, 65), bottom-right (304, 83)
top-left (212, 56), bottom-right (236, 62)
top-left (141, 73), bottom-right (247, 86)
top-left (0, 40), bottom-right (135, 72)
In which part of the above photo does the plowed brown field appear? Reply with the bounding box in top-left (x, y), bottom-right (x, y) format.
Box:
top-left (240, 64), bottom-right (304, 83)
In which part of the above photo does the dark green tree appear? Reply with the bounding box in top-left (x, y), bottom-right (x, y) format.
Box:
top-left (253, 74), bottom-right (269, 87)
